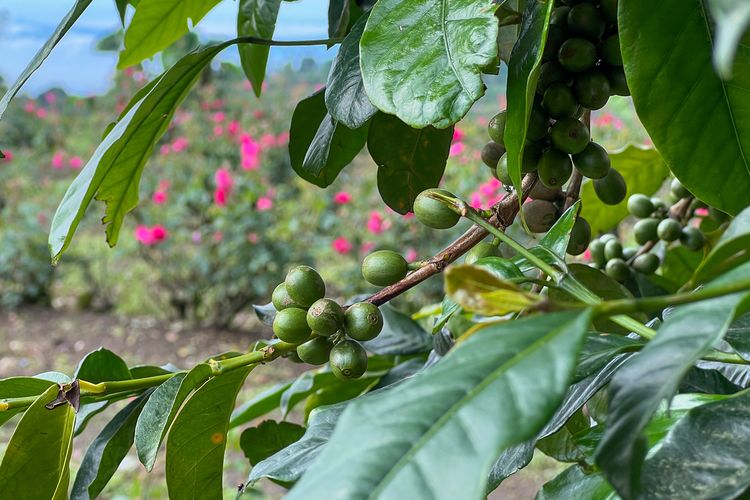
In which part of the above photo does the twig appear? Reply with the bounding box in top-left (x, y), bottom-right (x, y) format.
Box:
top-left (367, 174), bottom-right (538, 306)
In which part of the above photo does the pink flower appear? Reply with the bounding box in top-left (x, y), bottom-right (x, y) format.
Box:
top-left (241, 155), bottom-right (260, 170)
top-left (44, 92), bottom-right (57, 104)
top-left (253, 110), bottom-right (264, 119)
top-left (361, 241), bottom-right (376, 254)
top-left (452, 127), bottom-right (465, 142)
top-left (695, 207), bottom-right (710, 217)
top-left (260, 133), bottom-right (276, 148)
top-left (470, 192), bottom-right (483, 209)
top-left (160, 144), bottom-right (171, 155)
top-left (52, 152), bottom-right (65, 169)
top-left (213, 231), bottom-right (223, 242)
top-left (134, 225), bottom-right (155, 245)
top-left (212, 111), bottom-right (226, 123)
top-left (123, 67), bottom-right (135, 77)
top-left (152, 191), bottom-right (167, 204)
top-left (332, 237), bottom-right (353, 254)
top-left (24, 101), bottom-right (36, 113)
top-left (257, 196), bottom-right (273, 211)
top-left (367, 211), bottom-right (390, 234)
top-left (215, 168), bottom-right (234, 191)
top-left (405, 248), bottom-right (418, 263)
top-left (449, 142), bottom-right (465, 157)
top-left (582, 248), bottom-right (592, 261)
top-left (171, 137), bottom-right (188, 153)
top-left (214, 188), bottom-right (228, 206)
top-left (191, 231), bottom-right (202, 244)
top-left (213, 125), bottom-right (224, 137)
top-left (36, 108), bottom-right (47, 119)
top-left (276, 131), bottom-right (290, 145)
top-left (240, 135), bottom-right (261, 155)
top-left (227, 120), bottom-right (240, 135)
top-left (69, 156), bottom-right (83, 169)
top-left (2, 150), bottom-right (13, 162)
top-left (247, 232), bottom-right (259, 243)
top-left (333, 191), bottom-right (352, 204)
top-left (151, 225), bottom-right (168, 241)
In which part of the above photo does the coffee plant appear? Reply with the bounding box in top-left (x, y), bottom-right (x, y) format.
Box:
top-left (1, 0), bottom-right (750, 498)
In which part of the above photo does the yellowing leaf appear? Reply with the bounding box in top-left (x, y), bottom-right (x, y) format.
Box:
top-left (445, 265), bottom-right (541, 316)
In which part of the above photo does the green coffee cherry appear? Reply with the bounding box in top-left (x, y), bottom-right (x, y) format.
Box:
top-left (272, 283), bottom-right (303, 311)
top-left (651, 197), bottom-right (669, 213)
top-left (550, 6), bottom-right (571, 25)
top-left (286, 351), bottom-right (304, 364)
top-left (414, 189), bottom-right (461, 229)
top-left (529, 181), bottom-right (563, 201)
top-left (465, 242), bottom-right (501, 265)
top-left (599, 233), bottom-right (617, 244)
top-left (600, 0), bottom-right (618, 24)
top-left (538, 149), bottom-right (573, 188)
top-left (296, 337), bottom-right (332, 365)
top-left (523, 200), bottom-right (559, 233)
top-left (627, 194), bottom-right (655, 218)
top-left (567, 217), bottom-right (591, 255)
top-left (522, 141), bottom-right (544, 173)
top-left (550, 118), bottom-right (590, 154)
top-left (567, 3), bottom-right (605, 41)
top-left (542, 84), bottom-right (578, 119)
top-left (601, 35), bottom-right (623, 66)
top-left (488, 111), bottom-right (507, 145)
top-left (527, 106), bottom-right (550, 141)
top-left (670, 178), bottom-right (691, 199)
top-left (603, 65), bottom-right (630, 96)
top-left (632, 253), bottom-right (660, 275)
top-left (306, 298), bottom-right (344, 336)
top-left (273, 308), bottom-right (312, 344)
top-left (604, 239), bottom-right (623, 260)
top-left (496, 156), bottom-right (512, 185)
top-left (593, 168), bottom-right (627, 205)
top-left (589, 238), bottom-right (607, 267)
top-left (605, 258), bottom-right (630, 282)
top-left (657, 218), bottom-right (683, 242)
top-left (362, 250), bottom-right (408, 287)
top-left (345, 302), bottom-right (384, 341)
top-left (544, 25), bottom-right (567, 61)
top-left (634, 218), bottom-right (660, 245)
top-left (481, 141), bottom-right (506, 169)
top-left (285, 265), bottom-right (325, 307)
top-left (537, 61), bottom-right (574, 95)
top-left (558, 38), bottom-right (598, 73)
top-left (623, 247), bottom-right (638, 260)
top-left (681, 226), bottom-right (705, 251)
top-left (572, 142), bottom-right (611, 179)
top-left (329, 340), bottom-right (368, 380)
top-left (573, 71), bottom-right (611, 110)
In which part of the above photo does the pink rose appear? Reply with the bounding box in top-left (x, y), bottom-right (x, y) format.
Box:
top-left (332, 237), bottom-right (353, 254)
top-left (52, 152), bottom-right (65, 169)
top-left (152, 191), bottom-right (167, 204)
top-left (333, 191), bottom-right (352, 204)
top-left (69, 156), bottom-right (83, 169)
top-left (257, 196), bottom-right (273, 211)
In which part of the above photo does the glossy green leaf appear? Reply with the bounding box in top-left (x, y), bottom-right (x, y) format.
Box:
top-left (0, 376), bottom-right (57, 426)
top-left (117, 0), bottom-right (222, 68)
top-left (574, 333), bottom-right (642, 381)
top-left (642, 388), bottom-right (750, 497)
top-left (362, 303), bottom-right (433, 355)
top-left (135, 364), bottom-right (213, 471)
top-left (580, 146), bottom-right (670, 235)
top-left (620, 0), bottom-right (750, 214)
top-left (595, 262), bottom-right (750, 498)
top-left (288, 89), bottom-right (369, 188)
top-left (238, 0), bottom-right (282, 97)
top-left (433, 295), bottom-right (462, 334)
top-left (706, 0), bottom-right (750, 79)
top-left (71, 391), bottom-right (151, 500)
top-left (537, 464), bottom-right (615, 500)
top-left (74, 401), bottom-right (110, 436)
top-left (536, 410), bottom-right (590, 463)
top-left (0, 385), bottom-right (75, 499)
top-left (230, 379), bottom-right (294, 428)
top-left (367, 112), bottom-right (453, 213)
top-left (724, 312), bottom-right (750, 361)
top-left (0, 0), bottom-right (93, 121)
top-left (693, 205), bottom-right (750, 284)
top-left (681, 365), bottom-right (743, 394)
top-left (359, 0), bottom-right (498, 128)
top-left (50, 41), bottom-right (232, 261)
top-left (240, 420), bottom-right (307, 466)
top-left (658, 246), bottom-right (703, 289)
top-left (445, 264), bottom-right (542, 316)
top-left (512, 202), bottom-right (580, 273)
top-left (74, 348), bottom-right (132, 383)
top-left (280, 368), bottom-right (382, 418)
top-left (505, 0), bottom-right (554, 192)
top-left (129, 364), bottom-right (178, 378)
top-left (325, 14), bottom-right (377, 129)
top-left (328, 0), bottom-right (350, 38)
top-left (287, 310), bottom-right (592, 499)
top-left (166, 366), bottom-right (253, 498)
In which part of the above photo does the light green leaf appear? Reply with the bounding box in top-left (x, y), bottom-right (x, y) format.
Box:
top-left (620, 0), bottom-right (750, 214)
top-left (238, 0), bottom-right (282, 97)
top-left (0, 376), bottom-right (57, 427)
top-left (117, 0), bottom-right (223, 68)
top-left (537, 464), bottom-right (616, 500)
top-left (74, 348), bottom-right (132, 383)
top-left (693, 204), bottom-right (750, 284)
top-left (580, 146), bottom-right (670, 235)
top-left (0, 385), bottom-right (75, 499)
top-left (287, 310), bottom-right (592, 499)
top-left (706, 0), bottom-right (750, 79)
top-left (230, 379), bottom-right (294, 428)
top-left (166, 367), bottom-right (253, 498)
top-left (445, 264), bottom-right (542, 316)
top-left (359, 0), bottom-right (499, 128)
top-left (240, 420), bottom-right (306, 465)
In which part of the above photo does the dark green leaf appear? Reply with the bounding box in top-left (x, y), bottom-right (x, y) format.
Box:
top-left (129, 364), bottom-right (178, 378)
top-left (135, 364), bottom-right (213, 471)
top-left (359, 0), bottom-right (499, 128)
top-left (74, 401), bottom-right (109, 436)
top-left (230, 379), bottom-right (294, 428)
top-left (658, 245), bottom-right (703, 289)
top-left (0, 0), bottom-right (93, 121)
top-left (117, 0), bottom-right (223, 68)
top-left (166, 367), bottom-right (253, 498)
top-left (505, 0), bottom-right (554, 192)
top-left (536, 410), bottom-right (590, 463)
top-left (0, 385), bottom-right (75, 499)
top-left (241, 420), bottom-right (307, 465)
top-left (287, 310), bottom-right (592, 499)
top-left (362, 303), bottom-right (433, 355)
top-left (595, 262), bottom-right (750, 498)
top-left (367, 112), bottom-right (453, 213)
top-left (0, 376), bottom-right (57, 426)
top-left (580, 146), bottom-right (670, 235)
top-left (575, 333), bottom-right (643, 381)
top-left (288, 90), bottom-right (369, 188)
top-left (536, 464), bottom-right (615, 500)
top-left (328, 0), bottom-right (350, 38)
top-left (680, 365), bottom-right (743, 394)
top-left (725, 312), bottom-right (750, 361)
top-left (642, 389), bottom-right (750, 498)
top-left (325, 13), bottom-right (377, 129)
top-left (693, 205), bottom-right (750, 285)
top-left (620, 0), bottom-right (750, 214)
top-left (432, 295), bottom-right (462, 334)
top-left (71, 391), bottom-right (151, 500)
top-left (238, 0), bottom-right (282, 97)
top-left (75, 348), bottom-right (131, 383)
top-left (706, 0), bottom-right (750, 79)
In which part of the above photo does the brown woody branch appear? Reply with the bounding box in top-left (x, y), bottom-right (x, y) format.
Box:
top-left (367, 174), bottom-right (538, 306)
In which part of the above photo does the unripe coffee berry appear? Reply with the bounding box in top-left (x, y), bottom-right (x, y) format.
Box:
top-left (362, 250), bottom-right (408, 287)
top-left (345, 302), bottom-right (384, 341)
top-left (414, 189), bottom-right (461, 229)
top-left (285, 265), bottom-right (325, 307)
top-left (296, 337), bottom-right (332, 365)
top-left (306, 298), bottom-right (344, 336)
top-left (273, 308), bottom-right (312, 344)
top-left (329, 340), bottom-right (368, 380)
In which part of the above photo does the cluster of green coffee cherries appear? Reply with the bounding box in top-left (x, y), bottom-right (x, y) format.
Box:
top-left (271, 265), bottom-right (384, 380)
top-left (588, 179), bottom-right (707, 282)
top-left (482, 0), bottom-right (628, 208)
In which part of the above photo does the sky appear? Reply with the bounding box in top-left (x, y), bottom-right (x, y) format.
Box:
top-left (0, 0), bottom-right (332, 96)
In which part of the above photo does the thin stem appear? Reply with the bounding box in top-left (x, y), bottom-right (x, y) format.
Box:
top-left (234, 36), bottom-right (343, 47)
